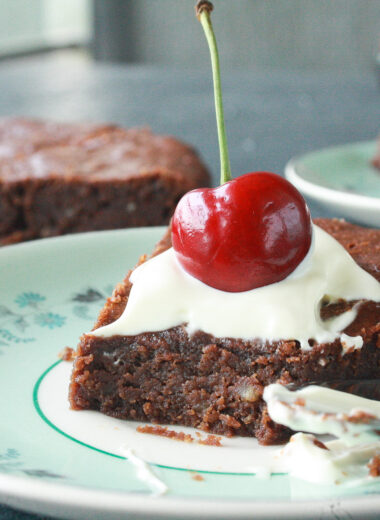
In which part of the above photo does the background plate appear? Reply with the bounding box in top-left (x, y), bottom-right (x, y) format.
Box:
top-left (285, 141), bottom-right (380, 227)
top-left (1, 228), bottom-right (380, 520)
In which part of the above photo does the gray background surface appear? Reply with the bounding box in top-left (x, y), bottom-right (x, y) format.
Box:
top-left (92, 0), bottom-right (380, 72)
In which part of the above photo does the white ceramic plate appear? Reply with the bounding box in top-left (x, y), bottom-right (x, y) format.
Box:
top-left (1, 228), bottom-right (380, 520)
top-left (285, 141), bottom-right (380, 227)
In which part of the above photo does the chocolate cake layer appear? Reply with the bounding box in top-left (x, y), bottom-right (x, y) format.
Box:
top-left (0, 118), bottom-right (210, 243)
top-left (69, 218), bottom-right (380, 445)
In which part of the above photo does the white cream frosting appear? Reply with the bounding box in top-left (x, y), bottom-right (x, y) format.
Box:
top-left (120, 446), bottom-right (168, 496)
top-left (91, 224), bottom-right (380, 349)
top-left (264, 383), bottom-right (380, 485)
top-left (264, 383), bottom-right (380, 445)
top-left (278, 433), bottom-right (380, 486)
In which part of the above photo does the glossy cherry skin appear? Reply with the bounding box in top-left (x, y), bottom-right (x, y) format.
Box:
top-left (172, 172), bottom-right (312, 292)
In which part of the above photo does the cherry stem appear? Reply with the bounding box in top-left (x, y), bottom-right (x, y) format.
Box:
top-left (196, 1), bottom-right (232, 184)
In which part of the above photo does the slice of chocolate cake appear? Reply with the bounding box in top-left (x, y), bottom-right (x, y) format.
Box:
top-left (0, 118), bottom-right (210, 244)
top-left (69, 219), bottom-right (380, 445)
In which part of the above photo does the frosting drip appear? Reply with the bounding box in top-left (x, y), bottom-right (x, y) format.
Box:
top-left (91, 225), bottom-right (380, 349)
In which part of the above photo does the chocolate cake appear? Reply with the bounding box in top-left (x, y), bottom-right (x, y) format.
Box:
top-left (0, 118), bottom-right (210, 245)
top-left (69, 218), bottom-right (380, 445)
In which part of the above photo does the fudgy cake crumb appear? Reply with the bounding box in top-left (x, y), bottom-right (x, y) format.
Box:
top-left (137, 425), bottom-right (194, 443)
top-left (191, 474), bottom-right (205, 481)
top-left (368, 454), bottom-right (380, 477)
top-left (0, 118), bottom-right (210, 244)
top-left (136, 424), bottom-right (222, 446)
top-left (69, 219), bottom-right (380, 445)
top-left (59, 346), bottom-right (76, 362)
top-left (198, 435), bottom-right (222, 447)
top-left (313, 439), bottom-right (329, 451)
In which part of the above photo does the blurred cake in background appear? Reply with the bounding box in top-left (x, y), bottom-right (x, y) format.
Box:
top-left (0, 118), bottom-right (210, 245)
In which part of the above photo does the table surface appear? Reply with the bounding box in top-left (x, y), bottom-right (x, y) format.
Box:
top-left (0, 51), bottom-right (379, 520)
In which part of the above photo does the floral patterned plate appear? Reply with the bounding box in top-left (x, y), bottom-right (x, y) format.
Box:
top-left (1, 228), bottom-right (380, 520)
top-left (285, 141), bottom-right (380, 227)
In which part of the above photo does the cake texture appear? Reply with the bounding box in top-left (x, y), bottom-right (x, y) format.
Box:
top-left (0, 118), bottom-right (210, 245)
top-left (69, 218), bottom-right (380, 445)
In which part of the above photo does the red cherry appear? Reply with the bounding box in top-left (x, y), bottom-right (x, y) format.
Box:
top-left (172, 172), bottom-right (312, 293)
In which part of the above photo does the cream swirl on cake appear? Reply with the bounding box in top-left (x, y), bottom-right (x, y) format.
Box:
top-left (264, 383), bottom-right (380, 485)
top-left (91, 224), bottom-right (380, 350)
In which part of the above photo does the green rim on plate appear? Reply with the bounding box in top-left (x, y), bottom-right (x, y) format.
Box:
top-left (285, 141), bottom-right (380, 227)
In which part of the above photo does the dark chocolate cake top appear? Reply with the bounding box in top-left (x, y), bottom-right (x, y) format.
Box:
top-left (0, 118), bottom-right (209, 188)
